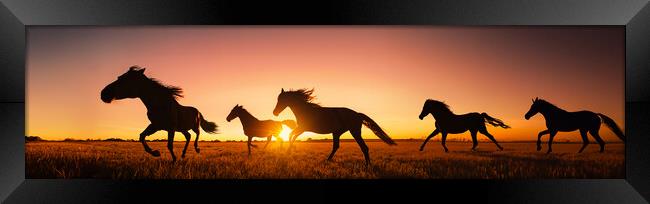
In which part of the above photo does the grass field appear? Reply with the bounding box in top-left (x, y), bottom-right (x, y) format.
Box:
top-left (26, 140), bottom-right (624, 179)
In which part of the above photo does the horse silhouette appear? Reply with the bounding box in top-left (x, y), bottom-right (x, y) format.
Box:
top-left (100, 66), bottom-right (218, 162)
top-left (525, 97), bottom-right (625, 153)
top-left (272, 88), bottom-right (396, 165)
top-left (418, 99), bottom-right (509, 152)
top-left (226, 104), bottom-right (297, 156)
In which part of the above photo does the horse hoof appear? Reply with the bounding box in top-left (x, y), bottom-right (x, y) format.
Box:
top-left (419, 148), bottom-right (424, 152)
top-left (151, 150), bottom-right (161, 157)
top-left (195, 148), bottom-right (200, 154)
top-left (536, 147), bottom-right (542, 151)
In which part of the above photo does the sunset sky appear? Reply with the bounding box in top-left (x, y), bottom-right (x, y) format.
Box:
top-left (27, 26), bottom-right (624, 142)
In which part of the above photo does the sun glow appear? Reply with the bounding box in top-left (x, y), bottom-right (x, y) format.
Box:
top-left (279, 125), bottom-right (292, 142)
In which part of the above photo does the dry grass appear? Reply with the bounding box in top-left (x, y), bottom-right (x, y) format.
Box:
top-left (26, 141), bottom-right (624, 179)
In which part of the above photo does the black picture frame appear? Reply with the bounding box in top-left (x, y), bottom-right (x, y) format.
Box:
top-left (1, 0), bottom-right (649, 203)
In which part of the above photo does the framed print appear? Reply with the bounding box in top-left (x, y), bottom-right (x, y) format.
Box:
top-left (1, 0), bottom-right (650, 203)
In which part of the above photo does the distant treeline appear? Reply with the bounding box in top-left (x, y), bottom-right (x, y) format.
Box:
top-left (25, 136), bottom-right (44, 142)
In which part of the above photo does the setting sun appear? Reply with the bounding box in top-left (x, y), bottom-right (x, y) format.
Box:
top-left (279, 125), bottom-right (293, 142)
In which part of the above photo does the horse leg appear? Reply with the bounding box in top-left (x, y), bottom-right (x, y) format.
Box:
top-left (470, 130), bottom-right (479, 151)
top-left (263, 136), bottom-right (272, 149)
top-left (327, 132), bottom-right (342, 161)
top-left (247, 136), bottom-right (253, 157)
top-left (139, 124), bottom-right (161, 157)
top-left (192, 128), bottom-right (201, 153)
top-left (536, 130), bottom-right (549, 151)
top-left (479, 127), bottom-right (503, 151)
top-left (546, 131), bottom-right (557, 154)
top-left (181, 131), bottom-right (191, 158)
top-left (589, 129), bottom-right (606, 153)
top-left (287, 128), bottom-right (304, 152)
top-left (167, 130), bottom-right (177, 162)
top-left (578, 129), bottom-right (589, 153)
top-left (441, 133), bottom-right (449, 153)
top-left (351, 128), bottom-right (370, 165)
top-left (419, 129), bottom-right (440, 151)
top-left (289, 133), bottom-right (299, 149)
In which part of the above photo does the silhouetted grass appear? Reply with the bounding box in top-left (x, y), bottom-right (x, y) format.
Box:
top-left (26, 141), bottom-right (624, 179)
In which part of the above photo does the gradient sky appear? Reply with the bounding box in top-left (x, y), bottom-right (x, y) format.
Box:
top-left (27, 26), bottom-right (624, 142)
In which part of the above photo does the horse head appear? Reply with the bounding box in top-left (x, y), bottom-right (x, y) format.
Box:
top-left (226, 104), bottom-right (242, 122)
top-left (524, 97), bottom-right (541, 120)
top-left (420, 99), bottom-right (451, 120)
top-left (273, 88), bottom-right (289, 116)
top-left (419, 100), bottom-right (432, 120)
top-left (101, 66), bottom-right (147, 103)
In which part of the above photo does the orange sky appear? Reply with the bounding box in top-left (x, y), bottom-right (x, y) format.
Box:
top-left (27, 26), bottom-right (625, 142)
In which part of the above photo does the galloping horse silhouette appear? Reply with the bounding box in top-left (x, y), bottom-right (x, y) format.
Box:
top-left (525, 97), bottom-right (625, 153)
top-left (419, 99), bottom-right (509, 152)
top-left (101, 66), bottom-right (218, 162)
top-left (227, 104), bottom-right (297, 156)
top-left (273, 88), bottom-right (396, 165)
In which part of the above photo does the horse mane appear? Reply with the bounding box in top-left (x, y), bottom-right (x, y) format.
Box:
top-left (236, 105), bottom-right (258, 120)
top-left (426, 99), bottom-right (453, 114)
top-left (127, 65), bottom-right (183, 99)
top-left (147, 78), bottom-right (184, 98)
top-left (283, 88), bottom-right (321, 107)
top-left (535, 98), bottom-right (566, 111)
top-left (535, 98), bottom-right (560, 110)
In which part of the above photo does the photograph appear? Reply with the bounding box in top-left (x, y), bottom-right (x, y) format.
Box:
top-left (26, 26), bottom-right (625, 179)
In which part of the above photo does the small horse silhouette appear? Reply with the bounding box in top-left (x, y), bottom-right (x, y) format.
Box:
top-left (525, 97), bottom-right (625, 153)
top-left (100, 66), bottom-right (218, 162)
top-left (226, 104), bottom-right (297, 156)
top-left (418, 99), bottom-right (509, 152)
top-left (273, 88), bottom-right (396, 165)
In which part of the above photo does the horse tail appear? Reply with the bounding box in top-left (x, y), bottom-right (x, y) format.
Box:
top-left (199, 112), bottom-right (218, 134)
top-left (597, 113), bottom-right (625, 142)
top-left (481, 113), bottom-right (511, 129)
top-left (281, 120), bottom-right (297, 129)
top-left (358, 113), bottom-right (397, 145)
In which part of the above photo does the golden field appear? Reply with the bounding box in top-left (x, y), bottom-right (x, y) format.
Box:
top-left (26, 140), bottom-right (624, 179)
